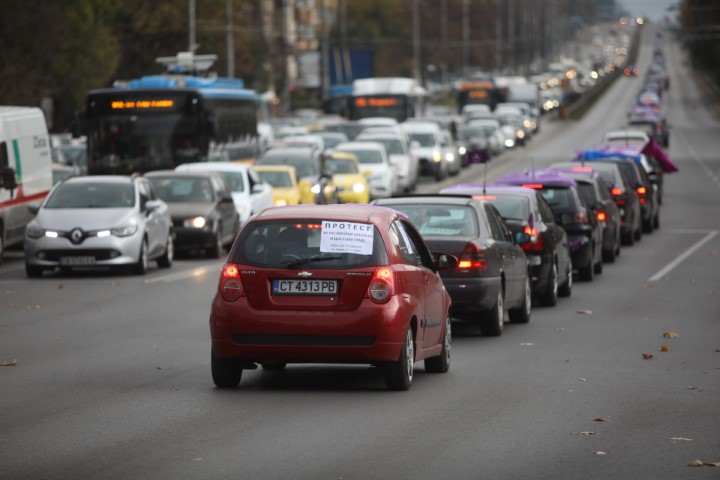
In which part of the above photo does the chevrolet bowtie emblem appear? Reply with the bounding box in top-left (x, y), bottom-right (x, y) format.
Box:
top-left (297, 271), bottom-right (313, 278)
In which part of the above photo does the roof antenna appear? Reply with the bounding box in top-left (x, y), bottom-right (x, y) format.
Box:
top-left (483, 159), bottom-right (487, 195)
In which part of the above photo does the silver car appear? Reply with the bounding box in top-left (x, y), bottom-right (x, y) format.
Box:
top-left (24, 176), bottom-right (174, 277)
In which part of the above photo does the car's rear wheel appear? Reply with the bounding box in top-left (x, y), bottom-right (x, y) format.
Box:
top-left (384, 327), bottom-right (414, 391)
top-left (509, 277), bottom-right (531, 324)
top-left (211, 351), bottom-right (243, 388)
top-left (538, 263), bottom-right (558, 306)
top-left (0, 225), bottom-right (4, 267)
top-left (157, 231), bottom-right (174, 268)
top-left (133, 239), bottom-right (148, 275)
top-left (25, 264), bottom-right (44, 278)
top-left (208, 226), bottom-right (223, 259)
top-left (425, 315), bottom-right (451, 373)
top-left (480, 288), bottom-right (504, 336)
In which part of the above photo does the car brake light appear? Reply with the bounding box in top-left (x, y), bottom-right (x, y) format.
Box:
top-left (636, 186), bottom-right (647, 195)
top-left (521, 226), bottom-right (544, 251)
top-left (611, 187), bottom-right (622, 196)
top-left (596, 210), bottom-right (607, 222)
top-left (368, 266), bottom-right (395, 303)
top-left (457, 242), bottom-right (487, 270)
top-left (522, 183), bottom-right (544, 189)
top-left (572, 167), bottom-right (592, 172)
top-left (472, 195), bottom-right (497, 200)
top-left (219, 263), bottom-right (243, 301)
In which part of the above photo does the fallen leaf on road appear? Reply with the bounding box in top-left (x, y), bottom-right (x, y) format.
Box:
top-left (642, 353), bottom-right (654, 360)
top-left (687, 386), bottom-right (702, 391)
top-left (581, 431), bottom-right (598, 435)
top-left (55, 284), bottom-right (63, 290)
top-left (593, 417), bottom-right (608, 422)
top-left (705, 461), bottom-right (720, 467)
top-left (1, 359), bottom-right (17, 367)
top-left (576, 310), bottom-right (593, 315)
top-left (556, 327), bottom-right (568, 332)
top-left (688, 460), bottom-right (704, 467)
top-left (660, 345), bottom-right (671, 352)
top-left (519, 342), bottom-right (535, 346)
top-left (579, 378), bottom-right (588, 382)
top-left (663, 331), bottom-right (679, 338)
top-left (156, 366), bottom-right (169, 370)
top-left (171, 386), bottom-right (178, 391)
top-left (670, 437), bottom-right (693, 441)
top-left (594, 451), bottom-right (607, 456)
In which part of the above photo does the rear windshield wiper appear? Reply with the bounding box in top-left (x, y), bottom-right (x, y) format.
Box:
top-left (284, 255), bottom-right (343, 268)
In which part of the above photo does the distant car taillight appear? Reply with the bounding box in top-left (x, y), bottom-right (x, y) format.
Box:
top-left (596, 210), bottom-right (607, 222)
top-left (636, 186), bottom-right (648, 204)
top-left (521, 226), bottom-right (544, 252)
top-left (368, 266), bottom-right (395, 303)
top-left (457, 242), bottom-right (487, 270)
top-left (220, 263), bottom-right (243, 301)
top-left (611, 187), bottom-right (622, 196)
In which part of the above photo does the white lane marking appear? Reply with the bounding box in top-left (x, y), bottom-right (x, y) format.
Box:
top-left (144, 265), bottom-right (218, 284)
top-left (649, 230), bottom-right (719, 282)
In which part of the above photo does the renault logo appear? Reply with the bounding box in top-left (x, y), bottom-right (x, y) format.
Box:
top-left (297, 271), bottom-right (313, 278)
top-left (70, 228), bottom-right (84, 244)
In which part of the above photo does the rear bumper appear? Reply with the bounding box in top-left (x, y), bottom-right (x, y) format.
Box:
top-left (441, 276), bottom-right (501, 312)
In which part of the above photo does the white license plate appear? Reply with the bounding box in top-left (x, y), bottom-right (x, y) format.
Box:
top-left (60, 256), bottom-right (96, 266)
top-left (272, 279), bottom-right (338, 296)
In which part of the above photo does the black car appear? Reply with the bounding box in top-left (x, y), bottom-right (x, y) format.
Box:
top-left (145, 170), bottom-right (240, 258)
top-left (374, 194), bottom-right (531, 336)
top-left (549, 166), bottom-right (622, 263)
top-left (564, 160), bottom-right (642, 245)
top-left (496, 171), bottom-right (604, 282)
top-left (441, 184), bottom-right (572, 307)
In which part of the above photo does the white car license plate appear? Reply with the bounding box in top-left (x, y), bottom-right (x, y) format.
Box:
top-left (272, 279), bottom-right (338, 296)
top-left (60, 256), bottom-right (97, 266)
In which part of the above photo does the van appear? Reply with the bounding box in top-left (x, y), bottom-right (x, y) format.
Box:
top-left (0, 107), bottom-right (53, 265)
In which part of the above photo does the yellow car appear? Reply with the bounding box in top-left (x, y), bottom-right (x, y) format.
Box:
top-left (325, 152), bottom-right (371, 204)
top-left (254, 165), bottom-right (302, 207)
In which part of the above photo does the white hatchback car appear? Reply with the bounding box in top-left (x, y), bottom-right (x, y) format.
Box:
top-left (175, 162), bottom-right (273, 224)
top-left (333, 141), bottom-right (398, 199)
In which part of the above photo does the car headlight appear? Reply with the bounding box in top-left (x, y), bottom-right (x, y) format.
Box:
top-left (445, 152), bottom-right (455, 162)
top-left (184, 216), bottom-right (207, 229)
top-left (26, 223), bottom-right (45, 239)
top-left (352, 183), bottom-right (366, 193)
top-left (310, 184), bottom-right (322, 194)
top-left (274, 199), bottom-right (288, 206)
top-left (432, 150), bottom-right (442, 162)
top-left (505, 139), bottom-right (515, 147)
top-left (458, 146), bottom-right (467, 155)
top-left (110, 224), bottom-right (138, 237)
top-left (517, 130), bottom-right (526, 139)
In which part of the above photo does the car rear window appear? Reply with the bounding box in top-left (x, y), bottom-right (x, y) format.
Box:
top-left (485, 195), bottom-right (530, 221)
top-left (538, 187), bottom-right (577, 213)
top-left (575, 182), bottom-right (597, 205)
top-left (230, 220), bottom-right (389, 269)
top-left (383, 204), bottom-right (479, 237)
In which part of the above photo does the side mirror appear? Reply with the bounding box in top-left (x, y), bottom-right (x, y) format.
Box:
top-left (27, 204), bottom-right (40, 215)
top-left (434, 253), bottom-right (458, 271)
top-left (1, 167), bottom-right (17, 190)
top-left (251, 184), bottom-right (265, 194)
top-left (144, 199), bottom-right (162, 212)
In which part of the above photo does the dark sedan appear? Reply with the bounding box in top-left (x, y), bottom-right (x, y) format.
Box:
top-left (441, 184), bottom-right (572, 306)
top-left (145, 171), bottom-right (240, 258)
top-left (496, 171), bottom-right (604, 282)
top-left (374, 195), bottom-right (531, 336)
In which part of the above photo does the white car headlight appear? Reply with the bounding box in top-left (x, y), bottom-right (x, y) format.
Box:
top-left (110, 224), bottom-right (138, 237)
top-left (310, 184), bottom-right (322, 194)
top-left (458, 146), bottom-right (467, 155)
top-left (184, 216), bottom-right (207, 229)
top-left (432, 150), bottom-right (442, 163)
top-left (352, 183), bottom-right (366, 193)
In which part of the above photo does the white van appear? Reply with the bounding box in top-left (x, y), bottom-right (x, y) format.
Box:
top-left (0, 107), bottom-right (53, 265)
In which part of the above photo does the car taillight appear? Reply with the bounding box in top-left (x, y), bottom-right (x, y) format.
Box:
top-left (219, 263), bottom-right (243, 301)
top-left (521, 226), bottom-right (544, 252)
top-left (636, 186), bottom-right (647, 195)
top-left (596, 210), bottom-right (607, 222)
top-left (368, 266), bottom-right (395, 303)
top-left (611, 187), bottom-right (622, 196)
top-left (457, 242), bottom-right (487, 270)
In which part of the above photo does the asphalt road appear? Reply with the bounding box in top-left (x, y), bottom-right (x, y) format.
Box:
top-left (1, 25), bottom-right (719, 480)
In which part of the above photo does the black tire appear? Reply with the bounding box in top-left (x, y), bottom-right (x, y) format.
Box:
top-left (133, 239), bottom-right (148, 275)
top-left (425, 315), bottom-right (451, 373)
top-left (558, 267), bottom-right (573, 298)
top-left (594, 256), bottom-right (603, 275)
top-left (0, 225), bottom-right (4, 267)
top-left (25, 264), bottom-right (44, 278)
top-left (208, 227), bottom-right (223, 259)
top-left (509, 277), bottom-right (532, 324)
top-left (261, 361), bottom-right (287, 371)
top-left (578, 256), bottom-right (594, 282)
top-left (622, 228), bottom-right (635, 246)
top-left (157, 231), bottom-right (174, 269)
top-left (384, 327), bottom-right (414, 391)
top-left (642, 216), bottom-right (654, 234)
top-left (480, 288), bottom-right (504, 336)
top-left (635, 223), bottom-right (643, 242)
top-left (211, 351), bottom-right (242, 388)
top-left (538, 263), bottom-right (558, 307)
top-left (653, 213), bottom-right (660, 229)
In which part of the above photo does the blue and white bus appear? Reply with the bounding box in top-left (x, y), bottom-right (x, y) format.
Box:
top-left (82, 53), bottom-right (259, 175)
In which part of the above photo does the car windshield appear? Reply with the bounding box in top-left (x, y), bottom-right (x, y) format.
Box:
top-left (230, 221), bottom-right (389, 269)
top-left (149, 177), bottom-right (214, 203)
top-left (257, 170), bottom-right (293, 187)
top-left (408, 133), bottom-right (436, 147)
top-left (214, 171), bottom-right (246, 193)
top-left (256, 153), bottom-right (317, 179)
top-left (486, 195), bottom-right (530, 221)
top-left (384, 204), bottom-right (478, 237)
top-left (369, 138), bottom-right (404, 155)
top-left (460, 126), bottom-right (494, 140)
top-left (45, 182), bottom-right (135, 209)
top-left (327, 159), bottom-right (358, 174)
top-left (340, 149), bottom-right (383, 164)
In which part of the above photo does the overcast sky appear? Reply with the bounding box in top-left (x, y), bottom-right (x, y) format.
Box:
top-left (618, 0), bottom-right (679, 21)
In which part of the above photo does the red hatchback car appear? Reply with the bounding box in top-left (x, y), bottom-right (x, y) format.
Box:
top-left (209, 204), bottom-right (457, 390)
